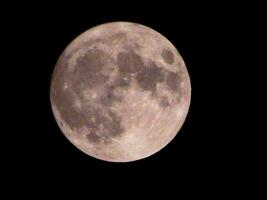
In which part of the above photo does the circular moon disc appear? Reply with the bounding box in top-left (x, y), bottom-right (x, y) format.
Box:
top-left (50, 22), bottom-right (191, 162)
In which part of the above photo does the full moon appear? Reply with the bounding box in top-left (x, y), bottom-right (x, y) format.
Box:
top-left (50, 22), bottom-right (191, 162)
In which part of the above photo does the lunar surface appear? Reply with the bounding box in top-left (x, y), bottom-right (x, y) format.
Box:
top-left (50, 22), bottom-right (191, 162)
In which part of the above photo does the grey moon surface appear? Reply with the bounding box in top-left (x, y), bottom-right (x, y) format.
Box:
top-left (50, 22), bottom-right (191, 162)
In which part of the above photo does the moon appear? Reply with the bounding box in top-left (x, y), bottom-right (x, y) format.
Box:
top-left (50, 22), bottom-right (191, 162)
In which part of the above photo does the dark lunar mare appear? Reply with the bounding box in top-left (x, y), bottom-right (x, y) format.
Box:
top-left (161, 49), bottom-right (174, 64)
top-left (51, 48), bottom-right (125, 144)
top-left (116, 50), bottom-right (182, 102)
